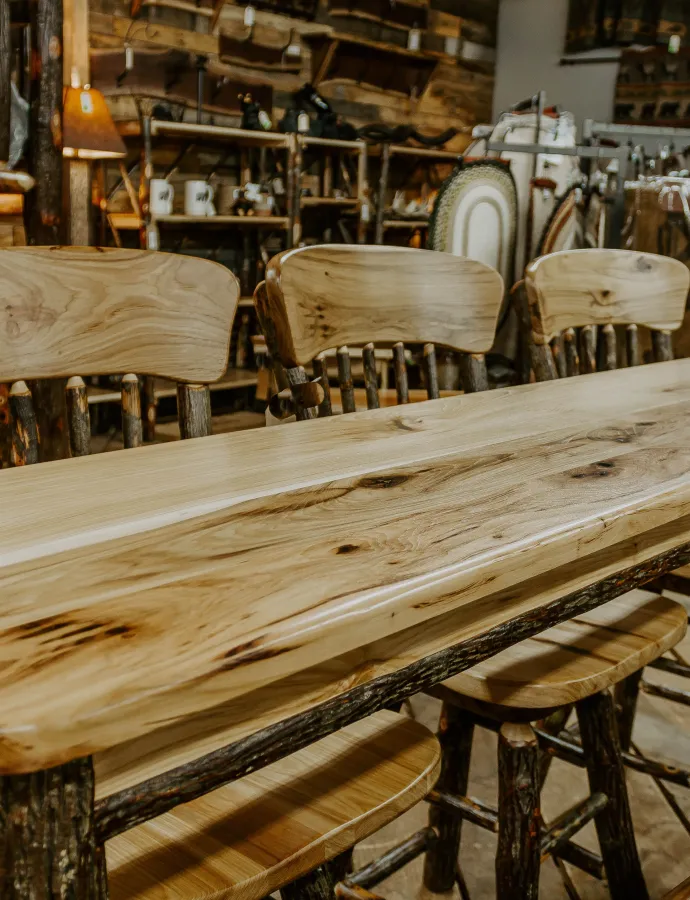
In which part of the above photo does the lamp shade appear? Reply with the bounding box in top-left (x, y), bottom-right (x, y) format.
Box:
top-left (63, 87), bottom-right (126, 160)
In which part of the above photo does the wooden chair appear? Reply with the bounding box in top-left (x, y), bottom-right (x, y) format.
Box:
top-left (0, 246), bottom-right (239, 464)
top-left (255, 244), bottom-right (505, 421)
top-left (256, 244), bottom-right (688, 900)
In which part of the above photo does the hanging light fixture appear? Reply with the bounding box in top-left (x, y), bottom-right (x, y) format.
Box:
top-left (62, 79), bottom-right (126, 160)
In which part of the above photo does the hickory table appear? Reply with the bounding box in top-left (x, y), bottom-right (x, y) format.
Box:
top-left (3, 360), bottom-right (690, 892)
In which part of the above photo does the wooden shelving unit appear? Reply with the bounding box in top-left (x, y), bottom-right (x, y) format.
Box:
top-left (374, 143), bottom-right (460, 244)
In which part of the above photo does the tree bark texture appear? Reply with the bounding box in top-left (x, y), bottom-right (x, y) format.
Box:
top-left (0, 757), bottom-right (104, 899)
top-left (576, 691), bottom-right (648, 900)
top-left (423, 704), bottom-right (474, 893)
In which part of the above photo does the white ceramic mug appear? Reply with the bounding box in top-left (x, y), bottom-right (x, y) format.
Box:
top-left (150, 179), bottom-right (174, 216)
top-left (185, 181), bottom-right (215, 217)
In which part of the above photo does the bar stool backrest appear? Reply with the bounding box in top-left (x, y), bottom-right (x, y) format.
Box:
top-left (522, 248), bottom-right (690, 380)
top-left (0, 246), bottom-right (239, 463)
top-left (255, 244), bottom-right (505, 419)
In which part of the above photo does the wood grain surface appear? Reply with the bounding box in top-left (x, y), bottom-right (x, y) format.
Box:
top-left (261, 245), bottom-right (504, 366)
top-left (526, 250), bottom-right (690, 344)
top-left (0, 247), bottom-right (239, 382)
top-left (433, 592), bottom-right (687, 709)
top-left (107, 711), bottom-right (440, 900)
top-left (666, 877), bottom-right (690, 900)
top-left (3, 363), bottom-right (690, 773)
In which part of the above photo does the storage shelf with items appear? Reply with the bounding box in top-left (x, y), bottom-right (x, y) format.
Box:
top-left (294, 134), bottom-right (369, 245)
top-left (373, 143), bottom-right (460, 246)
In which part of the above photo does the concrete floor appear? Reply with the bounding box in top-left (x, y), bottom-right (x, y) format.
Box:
top-left (353, 590), bottom-right (690, 900)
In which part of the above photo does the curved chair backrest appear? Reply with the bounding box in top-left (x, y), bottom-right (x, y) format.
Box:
top-left (523, 249), bottom-right (689, 380)
top-left (0, 246), bottom-right (240, 463)
top-left (256, 245), bottom-right (504, 419)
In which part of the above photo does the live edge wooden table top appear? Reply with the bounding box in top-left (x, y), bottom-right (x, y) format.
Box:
top-left (4, 360), bottom-right (690, 793)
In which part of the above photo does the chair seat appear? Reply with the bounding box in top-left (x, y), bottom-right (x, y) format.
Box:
top-left (433, 593), bottom-right (687, 711)
top-left (107, 710), bottom-right (440, 900)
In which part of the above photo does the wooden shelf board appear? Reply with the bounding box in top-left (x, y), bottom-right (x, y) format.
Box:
top-left (154, 214), bottom-right (290, 227)
top-left (300, 135), bottom-right (366, 150)
top-left (301, 196), bottom-right (359, 207)
top-left (388, 145), bottom-right (461, 160)
top-left (149, 119), bottom-right (290, 147)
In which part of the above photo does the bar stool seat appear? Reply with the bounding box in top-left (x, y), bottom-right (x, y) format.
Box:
top-left (107, 710), bottom-right (440, 900)
top-left (433, 593), bottom-right (687, 712)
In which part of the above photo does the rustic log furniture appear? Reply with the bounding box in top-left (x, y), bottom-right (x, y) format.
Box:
top-left (521, 251), bottom-right (690, 704)
top-left (4, 359), bottom-right (690, 895)
top-left (257, 243), bottom-right (689, 899)
top-left (0, 245), bottom-right (241, 463)
top-left (255, 243), bottom-right (505, 420)
top-left (0, 360), bottom-right (690, 900)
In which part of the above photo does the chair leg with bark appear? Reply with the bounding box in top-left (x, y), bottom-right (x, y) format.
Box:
top-left (577, 691), bottom-right (649, 900)
top-left (495, 723), bottom-right (541, 900)
top-left (423, 703), bottom-right (475, 893)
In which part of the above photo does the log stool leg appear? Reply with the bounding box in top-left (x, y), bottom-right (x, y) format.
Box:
top-left (0, 756), bottom-right (105, 899)
top-left (281, 864), bottom-right (336, 900)
top-left (495, 723), bottom-right (541, 900)
top-left (614, 670), bottom-right (642, 753)
top-left (576, 691), bottom-right (648, 900)
top-left (423, 703), bottom-right (475, 893)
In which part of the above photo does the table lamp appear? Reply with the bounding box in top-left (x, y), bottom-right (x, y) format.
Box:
top-left (63, 74), bottom-right (126, 245)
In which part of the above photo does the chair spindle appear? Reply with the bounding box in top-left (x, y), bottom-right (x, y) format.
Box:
top-left (312, 355), bottom-right (333, 418)
top-left (602, 324), bottom-right (617, 372)
top-left (393, 342), bottom-right (409, 404)
top-left (121, 374), bottom-right (143, 449)
top-left (362, 343), bottom-right (380, 410)
top-left (626, 325), bottom-right (639, 367)
top-left (177, 384), bottom-right (212, 440)
top-left (550, 335), bottom-right (567, 379)
top-left (337, 347), bottom-right (357, 414)
top-left (9, 380), bottom-right (38, 466)
top-left (563, 329), bottom-right (579, 378)
top-left (579, 326), bottom-right (597, 375)
top-left (423, 343), bottom-right (440, 400)
top-left (66, 376), bottom-right (91, 458)
top-left (652, 330), bottom-right (674, 363)
top-left (460, 353), bottom-right (489, 393)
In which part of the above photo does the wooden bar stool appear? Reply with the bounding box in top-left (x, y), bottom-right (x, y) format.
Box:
top-left (257, 244), bottom-right (688, 899)
top-left (0, 246), bottom-right (240, 464)
top-left (518, 246), bottom-right (690, 786)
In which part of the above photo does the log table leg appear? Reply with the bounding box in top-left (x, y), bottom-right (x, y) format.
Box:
top-left (423, 704), bottom-right (474, 893)
top-left (281, 864), bottom-right (336, 900)
top-left (576, 691), bottom-right (648, 900)
top-left (614, 671), bottom-right (642, 754)
top-left (495, 723), bottom-right (541, 900)
top-left (0, 757), bottom-right (105, 899)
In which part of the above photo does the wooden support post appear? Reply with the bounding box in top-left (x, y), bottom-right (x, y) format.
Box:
top-left (0, 0), bottom-right (10, 163)
top-left (121, 374), bottom-right (143, 449)
top-left (140, 116), bottom-right (153, 249)
top-left (602, 324), bottom-right (617, 371)
top-left (393, 342), bottom-right (409, 404)
top-left (460, 353), bottom-right (490, 393)
top-left (423, 343), bottom-right (440, 400)
top-left (579, 325), bottom-right (596, 374)
top-left (357, 143), bottom-right (368, 244)
top-left (626, 324), bottom-right (639, 367)
top-left (362, 343), bottom-right (380, 410)
top-left (143, 376), bottom-right (157, 442)
top-left (9, 381), bottom-right (39, 466)
top-left (64, 0), bottom-right (91, 247)
top-left (337, 347), bottom-right (356, 413)
top-left (496, 723), bottom-right (541, 900)
top-left (24, 0), bottom-right (69, 461)
top-left (375, 143), bottom-right (390, 245)
top-left (312, 355), bottom-right (333, 418)
top-left (0, 757), bottom-right (105, 899)
top-left (550, 334), bottom-right (566, 378)
top-left (177, 384), bottom-right (212, 439)
top-left (576, 691), bottom-right (648, 900)
top-left (563, 328), bottom-right (579, 377)
top-left (66, 376), bottom-right (91, 457)
top-left (26, 0), bottom-right (63, 245)
top-left (613, 671), bottom-right (642, 753)
top-left (652, 330), bottom-right (674, 363)
top-left (423, 704), bottom-right (475, 893)
top-left (281, 865), bottom-right (336, 900)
